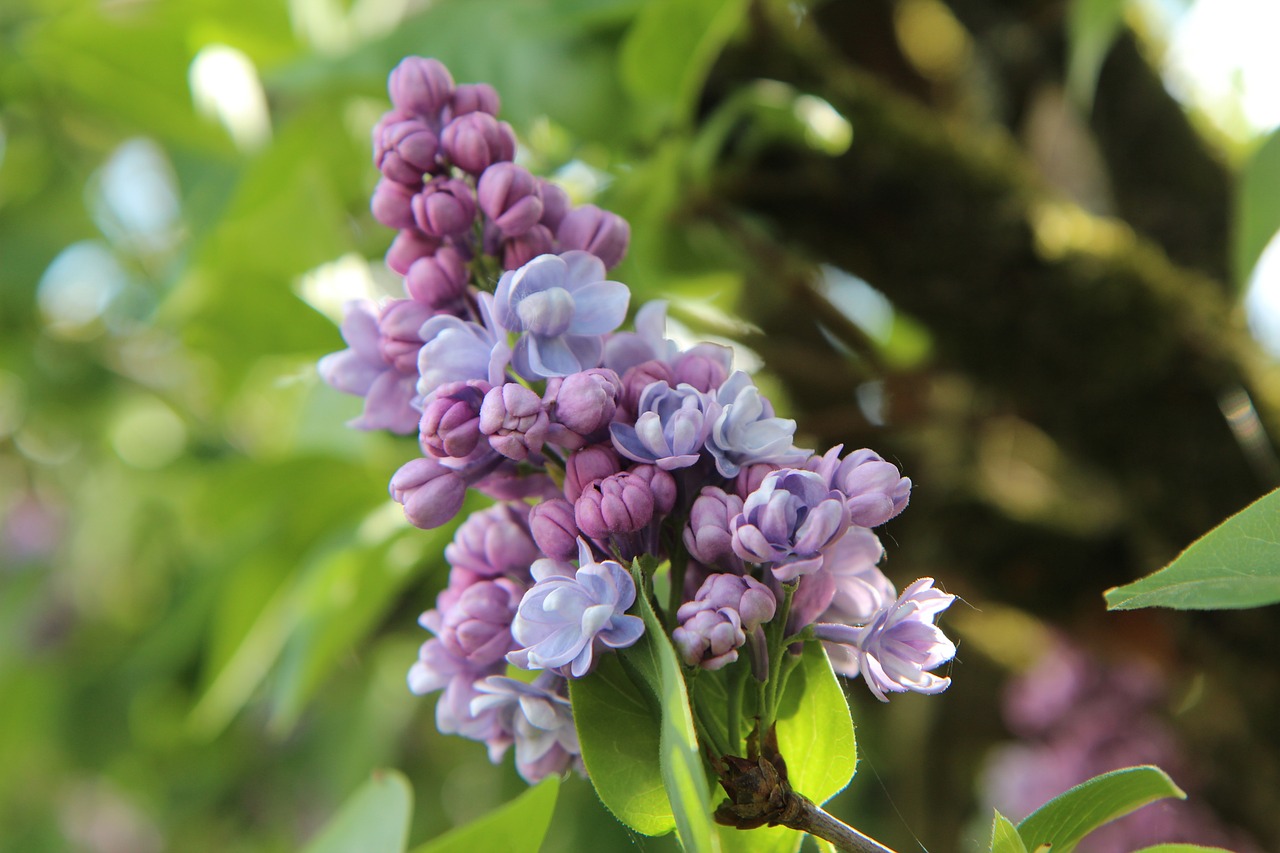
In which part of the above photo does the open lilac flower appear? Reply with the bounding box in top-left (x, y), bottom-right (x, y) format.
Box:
top-left (609, 381), bottom-right (715, 470)
top-left (815, 578), bottom-right (956, 702)
top-left (407, 636), bottom-right (505, 742)
top-left (426, 577), bottom-right (525, 667)
top-left (730, 468), bottom-right (851, 581)
top-left (707, 371), bottom-right (810, 477)
top-left (823, 527), bottom-right (894, 625)
top-left (809, 445), bottom-right (912, 528)
top-left (417, 292), bottom-right (511, 398)
top-left (318, 299), bottom-right (430, 435)
top-left (493, 252), bottom-right (629, 379)
top-left (508, 539), bottom-right (644, 678)
top-left (472, 673), bottom-right (580, 783)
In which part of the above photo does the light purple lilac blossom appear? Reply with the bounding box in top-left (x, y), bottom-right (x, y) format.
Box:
top-left (815, 578), bottom-right (956, 702)
top-left (493, 252), bottom-right (629, 379)
top-left (609, 381), bottom-right (716, 470)
top-left (730, 468), bottom-right (851, 581)
top-left (674, 574), bottom-right (775, 670)
top-left (416, 292), bottom-right (511, 398)
top-left (808, 445), bottom-right (912, 529)
top-left (707, 371), bottom-right (810, 477)
top-left (319, 299), bottom-right (430, 435)
top-left (472, 673), bottom-right (580, 783)
top-left (508, 539), bottom-right (645, 678)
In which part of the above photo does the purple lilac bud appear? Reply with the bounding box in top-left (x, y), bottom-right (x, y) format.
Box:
top-left (318, 300), bottom-right (423, 434)
top-left (432, 577), bottom-right (526, 666)
top-left (707, 371), bottom-right (810, 478)
top-left (472, 674), bottom-right (579, 784)
top-left (546, 368), bottom-right (623, 439)
top-left (734, 463), bottom-right (781, 500)
top-left (609, 381), bottom-right (715, 471)
top-left (574, 471), bottom-right (655, 539)
top-left (375, 118), bottom-right (439, 185)
top-left (406, 245), bottom-right (468, 308)
top-left (564, 444), bottom-right (623, 502)
top-left (371, 178), bottom-right (417, 229)
top-left (501, 224), bottom-right (555, 271)
top-left (617, 358), bottom-right (676, 419)
top-left (673, 607), bottom-right (744, 671)
top-left (673, 343), bottom-right (733, 393)
top-left (682, 573), bottom-right (777, 631)
top-left (445, 501), bottom-right (541, 580)
top-left (557, 204), bottom-right (630, 269)
top-left (478, 162), bottom-right (544, 236)
top-left (471, 463), bottom-right (560, 503)
top-left (528, 498), bottom-right (580, 561)
top-left (493, 252), bottom-right (630, 379)
top-left (447, 83), bottom-right (501, 119)
top-left (390, 457), bottom-right (466, 529)
top-left (417, 293), bottom-right (511, 397)
top-left (683, 486), bottom-right (746, 572)
top-left (386, 229), bottom-right (440, 275)
top-left (508, 539), bottom-right (645, 678)
top-left (730, 468), bottom-right (851, 581)
top-left (537, 180), bottom-right (570, 231)
top-left (420, 380), bottom-right (490, 461)
top-left (628, 464), bottom-right (677, 515)
top-left (441, 112), bottom-right (516, 175)
top-left (378, 299), bottom-right (434, 372)
top-left (809, 445), bottom-right (912, 528)
top-left (412, 177), bottom-right (477, 239)
top-left (480, 383), bottom-right (550, 461)
top-left (815, 578), bottom-right (956, 702)
top-left (389, 56), bottom-right (455, 120)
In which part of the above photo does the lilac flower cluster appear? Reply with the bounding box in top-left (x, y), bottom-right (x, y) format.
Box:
top-left (322, 56), bottom-right (958, 784)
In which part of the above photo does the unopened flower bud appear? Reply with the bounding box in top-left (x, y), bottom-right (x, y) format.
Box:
top-left (371, 178), bottom-right (417, 229)
top-left (421, 380), bottom-right (491, 460)
top-left (448, 83), bottom-right (500, 119)
top-left (436, 578), bottom-right (525, 666)
top-left (406, 245), bottom-right (469, 308)
top-left (673, 343), bottom-right (733, 393)
top-left (683, 486), bottom-right (745, 570)
top-left (390, 457), bottom-right (466, 529)
top-left (557, 204), bottom-right (630, 268)
top-left (501, 224), bottom-right (554, 271)
top-left (412, 177), bottom-right (477, 239)
top-left (618, 359), bottom-right (674, 419)
top-left (682, 574), bottom-right (776, 632)
top-left (386, 229), bottom-right (440, 275)
top-left (441, 112), bottom-right (516, 176)
top-left (528, 498), bottom-right (580, 561)
top-left (626, 464), bottom-right (676, 516)
top-left (549, 369), bottom-right (622, 438)
top-left (376, 118), bottom-right (439, 185)
top-left (537, 180), bottom-right (570, 231)
top-left (389, 56), bottom-right (455, 119)
top-left (378, 300), bottom-right (434, 372)
top-left (478, 162), bottom-right (544, 236)
top-left (674, 608), bottom-right (744, 670)
top-left (563, 444), bottom-right (622, 502)
top-left (480, 383), bottom-right (549, 461)
top-left (575, 471), bottom-right (655, 539)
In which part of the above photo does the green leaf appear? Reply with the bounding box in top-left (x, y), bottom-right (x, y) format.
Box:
top-left (1065, 0), bottom-right (1126, 110)
top-left (410, 777), bottom-right (559, 853)
top-left (1016, 765), bottom-right (1185, 853)
top-left (1233, 128), bottom-right (1280, 288)
top-left (628, 566), bottom-right (721, 853)
top-left (569, 651), bottom-right (673, 836)
top-left (1105, 488), bottom-right (1280, 610)
top-left (619, 0), bottom-right (749, 132)
top-left (303, 769), bottom-right (413, 853)
top-left (990, 810), bottom-right (1029, 853)
top-left (1130, 846), bottom-right (1236, 853)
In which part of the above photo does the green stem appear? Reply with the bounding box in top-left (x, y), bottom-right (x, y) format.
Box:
top-left (726, 664), bottom-right (745, 755)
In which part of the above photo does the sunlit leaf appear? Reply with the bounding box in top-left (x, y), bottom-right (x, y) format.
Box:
top-left (1129, 846), bottom-right (1236, 853)
top-left (569, 652), bottom-right (673, 836)
top-left (1065, 0), bottom-right (1126, 110)
top-left (619, 0), bottom-right (749, 132)
top-left (1233, 128), bottom-right (1280, 288)
top-left (410, 777), bottom-right (559, 853)
top-left (1105, 488), bottom-right (1280, 610)
top-left (303, 769), bottom-right (413, 853)
top-left (1016, 765), bottom-right (1185, 853)
top-left (990, 810), bottom-right (1029, 853)
top-left (627, 563), bottom-right (721, 853)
